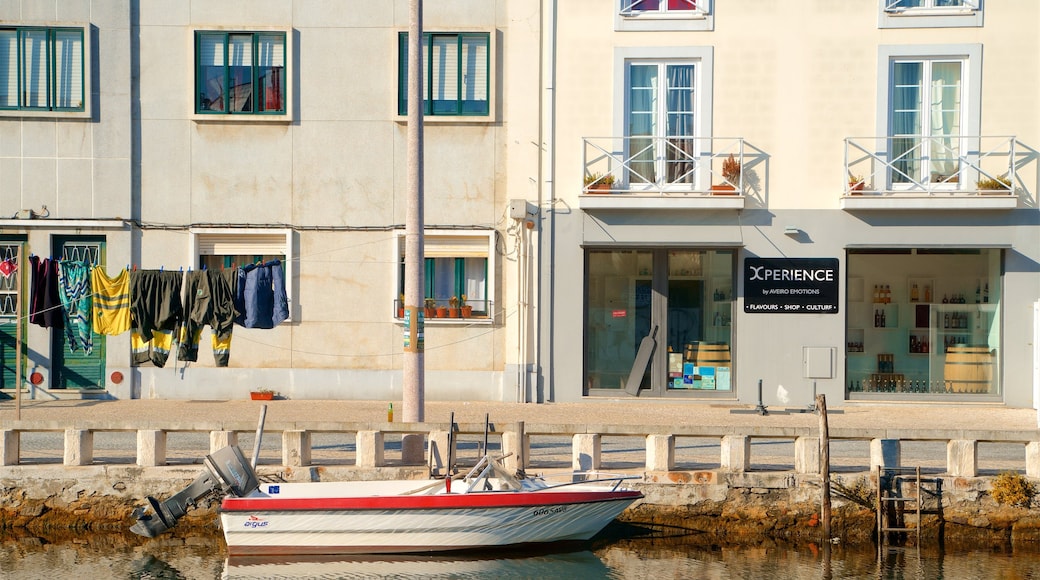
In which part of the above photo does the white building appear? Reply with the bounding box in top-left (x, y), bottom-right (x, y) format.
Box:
top-left (544, 0), bottom-right (1040, 408)
top-left (1, 1), bottom-right (1038, 410)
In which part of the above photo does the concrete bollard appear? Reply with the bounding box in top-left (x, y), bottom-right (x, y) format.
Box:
top-left (870, 438), bottom-right (901, 471)
top-left (1, 430), bottom-right (18, 466)
top-left (794, 436), bottom-right (821, 474)
top-left (646, 434), bottom-right (675, 472)
top-left (282, 430), bottom-right (311, 467)
top-left (1027, 442), bottom-right (1040, 479)
top-left (64, 429), bottom-right (93, 466)
top-left (209, 430), bottom-right (239, 454)
top-left (136, 429), bottom-right (167, 467)
top-left (573, 433), bottom-right (601, 474)
top-left (721, 435), bottom-right (750, 472)
top-left (947, 439), bottom-right (978, 477)
top-left (356, 430), bottom-right (384, 468)
top-left (428, 430), bottom-right (451, 476)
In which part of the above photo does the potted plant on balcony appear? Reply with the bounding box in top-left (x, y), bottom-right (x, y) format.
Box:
top-left (711, 154), bottom-right (740, 194)
top-left (448, 295), bottom-right (460, 318)
top-left (976, 175), bottom-right (1012, 195)
top-left (397, 293), bottom-right (405, 318)
top-left (584, 172), bottom-right (615, 193)
top-left (460, 294), bottom-right (473, 318)
top-left (848, 174), bottom-right (866, 194)
top-left (424, 298), bottom-right (437, 319)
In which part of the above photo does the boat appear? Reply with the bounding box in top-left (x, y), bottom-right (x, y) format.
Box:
top-left (130, 444), bottom-right (642, 555)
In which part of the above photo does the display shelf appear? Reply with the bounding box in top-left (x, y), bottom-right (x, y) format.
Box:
top-left (847, 328), bottom-right (864, 353)
top-left (871, 303), bottom-right (898, 328)
top-left (848, 276), bottom-right (864, 303)
top-left (907, 277), bottom-right (934, 304)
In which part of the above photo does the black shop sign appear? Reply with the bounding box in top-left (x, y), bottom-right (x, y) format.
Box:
top-left (744, 257), bottom-right (839, 314)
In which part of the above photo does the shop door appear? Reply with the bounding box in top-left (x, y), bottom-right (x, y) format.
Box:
top-left (51, 237), bottom-right (105, 389)
top-left (586, 249), bottom-right (734, 397)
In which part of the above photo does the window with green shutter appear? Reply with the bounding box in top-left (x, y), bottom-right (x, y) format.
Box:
top-left (398, 32), bottom-right (489, 117)
top-left (0, 26), bottom-right (85, 111)
top-left (196, 31), bottom-right (286, 115)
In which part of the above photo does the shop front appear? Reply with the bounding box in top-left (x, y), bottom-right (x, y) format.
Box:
top-left (846, 248), bottom-right (1003, 399)
top-left (585, 248), bottom-right (736, 397)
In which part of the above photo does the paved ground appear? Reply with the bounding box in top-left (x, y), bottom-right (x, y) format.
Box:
top-left (2, 396), bottom-right (1039, 431)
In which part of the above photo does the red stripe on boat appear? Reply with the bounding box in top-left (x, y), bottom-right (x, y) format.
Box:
top-left (222, 490), bottom-right (642, 512)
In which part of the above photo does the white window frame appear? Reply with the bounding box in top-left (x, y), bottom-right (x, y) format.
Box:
top-left (876, 44), bottom-right (982, 191)
top-left (0, 23), bottom-right (91, 119)
top-left (189, 228), bottom-right (294, 322)
top-left (879, 0), bottom-right (983, 29)
top-left (616, 0), bottom-right (713, 32)
top-left (614, 46), bottom-right (714, 192)
top-left (394, 229), bottom-right (495, 324)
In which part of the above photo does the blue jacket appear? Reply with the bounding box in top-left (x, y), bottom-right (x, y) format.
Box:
top-left (235, 259), bottom-right (289, 329)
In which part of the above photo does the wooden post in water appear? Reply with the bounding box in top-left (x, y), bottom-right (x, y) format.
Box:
top-left (817, 394), bottom-right (831, 541)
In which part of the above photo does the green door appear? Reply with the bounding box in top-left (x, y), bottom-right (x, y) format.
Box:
top-left (51, 237), bottom-right (106, 389)
top-left (0, 241), bottom-right (25, 393)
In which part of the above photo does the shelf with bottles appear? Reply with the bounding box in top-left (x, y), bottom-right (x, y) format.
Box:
top-left (710, 304), bottom-right (732, 328)
top-left (907, 330), bottom-right (932, 355)
top-left (870, 304), bottom-right (898, 329)
top-left (869, 282), bottom-right (898, 306)
top-left (907, 278), bottom-right (935, 304)
top-left (710, 277), bottom-right (733, 303)
top-left (846, 328), bottom-right (865, 353)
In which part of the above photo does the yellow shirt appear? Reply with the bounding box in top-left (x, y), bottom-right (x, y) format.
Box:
top-left (91, 267), bottom-right (131, 335)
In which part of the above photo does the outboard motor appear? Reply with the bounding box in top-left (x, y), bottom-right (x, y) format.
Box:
top-left (130, 445), bottom-right (259, 538)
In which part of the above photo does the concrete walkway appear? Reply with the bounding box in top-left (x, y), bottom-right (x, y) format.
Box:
top-left (2, 397), bottom-right (1038, 432)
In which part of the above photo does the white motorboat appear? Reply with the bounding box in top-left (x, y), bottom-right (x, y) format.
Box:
top-left (131, 445), bottom-right (642, 556)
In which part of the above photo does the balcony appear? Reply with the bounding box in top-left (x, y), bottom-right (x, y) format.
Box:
top-left (842, 136), bottom-right (1020, 210)
top-left (581, 137), bottom-right (746, 210)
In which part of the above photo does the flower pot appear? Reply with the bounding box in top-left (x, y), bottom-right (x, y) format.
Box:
top-left (461, 305), bottom-right (473, 318)
top-left (449, 308), bottom-right (460, 318)
top-left (710, 184), bottom-right (736, 195)
top-left (436, 307), bottom-right (448, 318)
top-left (397, 308), bottom-right (404, 318)
top-left (849, 181), bottom-right (865, 193)
top-left (424, 307), bottom-right (437, 319)
top-left (586, 183), bottom-right (612, 194)
top-left (250, 391), bottom-right (274, 401)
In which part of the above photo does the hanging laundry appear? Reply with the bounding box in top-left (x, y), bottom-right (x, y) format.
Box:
top-left (57, 260), bottom-right (93, 353)
top-left (130, 270), bottom-right (183, 367)
top-left (28, 256), bottom-right (63, 329)
top-left (235, 259), bottom-right (289, 329)
top-left (178, 269), bottom-right (238, 367)
top-left (91, 266), bottom-right (131, 335)
top-left (0, 259), bottom-right (16, 277)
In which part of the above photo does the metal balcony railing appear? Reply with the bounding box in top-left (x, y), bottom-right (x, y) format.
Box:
top-left (395, 298), bottom-right (493, 320)
top-left (844, 136), bottom-right (1018, 197)
top-left (582, 137), bottom-right (745, 195)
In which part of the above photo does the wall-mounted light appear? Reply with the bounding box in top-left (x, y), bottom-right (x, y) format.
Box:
top-left (784, 226), bottom-right (800, 236)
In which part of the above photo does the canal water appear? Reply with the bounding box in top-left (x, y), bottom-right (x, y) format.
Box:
top-left (3, 529), bottom-right (1040, 579)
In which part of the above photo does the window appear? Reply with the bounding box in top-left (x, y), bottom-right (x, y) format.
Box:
top-left (617, 0), bottom-right (712, 31)
top-left (397, 32), bottom-right (489, 117)
top-left (890, 58), bottom-right (963, 186)
top-left (191, 229), bottom-right (293, 319)
top-left (878, 45), bottom-right (981, 190)
top-left (627, 61), bottom-right (698, 189)
top-left (0, 26), bottom-right (85, 111)
top-left (396, 231), bottom-right (494, 321)
top-left (196, 31), bottom-right (286, 115)
top-left (879, 0), bottom-right (982, 28)
top-left (621, 0), bottom-right (699, 15)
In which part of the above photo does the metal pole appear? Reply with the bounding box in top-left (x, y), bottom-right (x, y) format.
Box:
top-left (401, 0), bottom-right (426, 464)
top-left (754, 379), bottom-right (768, 415)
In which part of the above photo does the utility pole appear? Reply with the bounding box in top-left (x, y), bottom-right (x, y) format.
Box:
top-left (401, 0), bottom-right (425, 464)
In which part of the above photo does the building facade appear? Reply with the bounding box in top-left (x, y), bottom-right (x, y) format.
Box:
top-left (543, 0), bottom-right (1040, 407)
top-left (0, 1), bottom-right (541, 402)
top-left (1, 1), bottom-right (1038, 410)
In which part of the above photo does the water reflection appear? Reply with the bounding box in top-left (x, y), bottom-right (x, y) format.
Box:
top-left (3, 529), bottom-right (1040, 579)
top-left (224, 549), bottom-right (609, 579)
